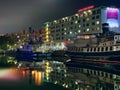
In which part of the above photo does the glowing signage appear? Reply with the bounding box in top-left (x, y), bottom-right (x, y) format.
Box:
top-left (78, 5), bottom-right (94, 13)
top-left (107, 8), bottom-right (119, 19)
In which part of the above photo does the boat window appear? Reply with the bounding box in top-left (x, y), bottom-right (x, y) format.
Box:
top-left (110, 74), bottom-right (113, 79)
top-left (72, 48), bottom-right (74, 51)
top-left (76, 47), bottom-right (78, 52)
top-left (75, 47), bottom-right (78, 51)
top-left (98, 47), bottom-right (100, 52)
top-left (98, 71), bottom-right (100, 76)
top-left (81, 48), bottom-right (83, 51)
top-left (74, 47), bottom-right (76, 51)
top-left (78, 48), bottom-right (81, 52)
top-left (90, 70), bottom-right (92, 74)
top-left (105, 47), bottom-right (108, 51)
top-left (94, 48), bottom-right (96, 51)
top-left (105, 73), bottom-right (108, 78)
top-left (101, 72), bottom-right (104, 76)
top-left (110, 46), bottom-right (112, 51)
top-left (94, 71), bottom-right (96, 75)
top-left (87, 48), bottom-right (89, 52)
top-left (90, 48), bottom-right (92, 51)
top-left (101, 47), bottom-right (104, 51)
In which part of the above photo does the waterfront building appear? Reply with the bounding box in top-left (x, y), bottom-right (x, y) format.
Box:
top-left (42, 5), bottom-right (120, 50)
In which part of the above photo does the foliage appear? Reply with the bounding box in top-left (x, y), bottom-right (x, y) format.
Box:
top-left (0, 35), bottom-right (16, 50)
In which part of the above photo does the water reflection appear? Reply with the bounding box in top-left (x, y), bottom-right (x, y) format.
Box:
top-left (17, 69), bottom-right (43, 86)
top-left (43, 60), bottom-right (120, 90)
top-left (0, 68), bottom-right (18, 80)
top-left (1, 55), bottom-right (120, 90)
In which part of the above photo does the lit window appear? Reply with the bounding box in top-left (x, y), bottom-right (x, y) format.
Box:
top-left (75, 32), bottom-right (77, 34)
top-left (78, 30), bottom-right (81, 33)
top-left (88, 10), bottom-right (92, 15)
top-left (75, 14), bottom-right (79, 17)
top-left (75, 21), bottom-right (78, 24)
top-left (88, 10), bottom-right (92, 13)
top-left (62, 18), bottom-right (65, 21)
top-left (54, 20), bottom-right (57, 24)
top-left (84, 11), bottom-right (88, 16)
top-left (65, 17), bottom-right (68, 19)
top-left (46, 35), bottom-right (49, 38)
top-left (64, 28), bottom-right (67, 30)
top-left (97, 27), bottom-right (100, 30)
top-left (96, 21), bottom-right (100, 24)
top-left (17, 36), bottom-right (20, 38)
top-left (84, 35), bottom-right (90, 39)
top-left (80, 14), bottom-right (83, 17)
top-left (79, 25), bottom-right (81, 28)
top-left (87, 28), bottom-right (90, 31)
top-left (46, 39), bottom-right (49, 42)
top-left (64, 32), bottom-right (66, 35)
top-left (86, 18), bottom-right (90, 21)
top-left (70, 32), bottom-right (72, 34)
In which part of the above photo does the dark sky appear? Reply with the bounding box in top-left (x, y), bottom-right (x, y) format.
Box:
top-left (0, 0), bottom-right (119, 34)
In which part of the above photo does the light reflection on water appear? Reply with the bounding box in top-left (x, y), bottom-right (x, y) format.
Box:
top-left (1, 55), bottom-right (120, 90)
top-left (17, 69), bottom-right (43, 86)
top-left (0, 67), bottom-right (69, 90)
top-left (0, 68), bottom-right (19, 80)
top-left (0, 55), bottom-right (70, 90)
top-left (0, 68), bottom-right (43, 88)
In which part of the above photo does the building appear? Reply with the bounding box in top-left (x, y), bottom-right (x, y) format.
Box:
top-left (42, 5), bottom-right (120, 50)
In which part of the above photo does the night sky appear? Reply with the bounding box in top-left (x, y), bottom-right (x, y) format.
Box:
top-left (0, 0), bottom-right (119, 34)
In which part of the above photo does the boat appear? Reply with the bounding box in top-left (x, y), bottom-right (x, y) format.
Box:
top-left (15, 45), bottom-right (35, 61)
top-left (15, 45), bottom-right (52, 61)
top-left (33, 51), bottom-right (52, 60)
top-left (65, 29), bottom-right (120, 61)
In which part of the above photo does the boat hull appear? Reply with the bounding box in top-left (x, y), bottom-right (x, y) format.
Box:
top-left (66, 50), bottom-right (120, 61)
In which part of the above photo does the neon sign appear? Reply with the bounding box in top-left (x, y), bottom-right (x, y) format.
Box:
top-left (78, 5), bottom-right (94, 13)
top-left (107, 8), bottom-right (119, 20)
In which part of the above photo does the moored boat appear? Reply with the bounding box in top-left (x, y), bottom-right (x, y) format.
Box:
top-left (65, 30), bottom-right (120, 61)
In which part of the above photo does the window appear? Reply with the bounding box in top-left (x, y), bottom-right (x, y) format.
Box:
top-left (92, 16), bottom-right (95, 20)
top-left (106, 47), bottom-right (108, 51)
top-left (94, 48), bottom-right (96, 51)
top-left (110, 47), bottom-right (112, 51)
top-left (96, 15), bottom-right (100, 19)
top-left (90, 48), bottom-right (92, 51)
top-left (87, 28), bottom-right (90, 31)
top-left (86, 23), bottom-right (89, 26)
top-left (97, 9), bottom-right (100, 14)
top-left (101, 47), bottom-right (104, 51)
top-left (92, 22), bottom-right (95, 25)
top-left (83, 24), bottom-right (85, 27)
top-left (61, 24), bottom-right (64, 27)
top-left (83, 19), bottom-right (85, 22)
top-left (75, 21), bottom-right (78, 24)
top-left (71, 22), bottom-right (73, 25)
top-left (98, 47), bottom-right (100, 51)
top-left (78, 30), bottom-right (81, 33)
top-left (92, 10), bottom-right (96, 14)
top-left (87, 48), bottom-right (89, 52)
top-left (78, 20), bottom-right (81, 23)
top-left (96, 21), bottom-right (100, 24)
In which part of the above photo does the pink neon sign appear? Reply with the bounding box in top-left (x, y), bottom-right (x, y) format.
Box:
top-left (78, 5), bottom-right (94, 13)
top-left (107, 8), bottom-right (119, 20)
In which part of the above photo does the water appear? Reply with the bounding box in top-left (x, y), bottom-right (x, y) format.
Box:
top-left (0, 55), bottom-right (120, 90)
top-left (0, 68), bottom-right (69, 90)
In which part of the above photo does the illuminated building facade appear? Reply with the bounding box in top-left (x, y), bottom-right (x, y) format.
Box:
top-left (42, 5), bottom-right (120, 50)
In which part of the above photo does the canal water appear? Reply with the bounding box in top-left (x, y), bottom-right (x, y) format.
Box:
top-left (0, 56), bottom-right (120, 90)
top-left (0, 68), bottom-right (70, 90)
